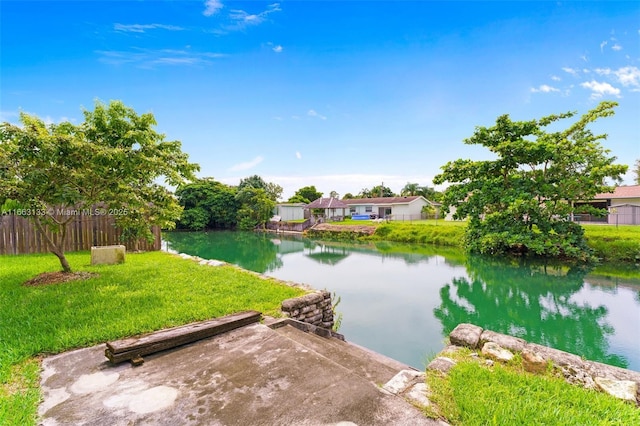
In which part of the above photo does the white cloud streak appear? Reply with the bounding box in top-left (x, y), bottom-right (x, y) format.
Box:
top-left (114, 23), bottom-right (184, 33)
top-left (530, 84), bottom-right (560, 93)
top-left (295, 151), bottom-right (302, 160)
top-left (252, 174), bottom-right (439, 201)
top-left (272, 45), bottom-right (283, 53)
top-left (600, 41), bottom-right (607, 52)
top-left (562, 67), bottom-right (578, 75)
top-left (307, 109), bottom-right (327, 120)
top-left (229, 156), bottom-right (264, 172)
top-left (223, 3), bottom-right (281, 31)
top-left (96, 48), bottom-right (226, 67)
top-left (203, 0), bottom-right (224, 17)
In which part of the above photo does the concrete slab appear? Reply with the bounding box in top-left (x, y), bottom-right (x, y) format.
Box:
top-left (40, 323), bottom-right (444, 425)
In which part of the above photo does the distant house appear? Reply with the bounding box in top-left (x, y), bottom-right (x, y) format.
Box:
top-left (593, 185), bottom-right (640, 225)
top-left (274, 203), bottom-right (307, 221)
top-left (305, 197), bottom-right (349, 220)
top-left (342, 196), bottom-right (435, 220)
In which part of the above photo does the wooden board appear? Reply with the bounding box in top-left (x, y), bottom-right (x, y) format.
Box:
top-left (104, 310), bottom-right (262, 364)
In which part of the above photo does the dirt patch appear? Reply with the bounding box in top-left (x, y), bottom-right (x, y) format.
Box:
top-left (311, 223), bottom-right (377, 235)
top-left (23, 271), bottom-right (97, 287)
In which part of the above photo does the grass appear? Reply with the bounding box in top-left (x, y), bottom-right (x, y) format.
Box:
top-left (426, 351), bottom-right (640, 425)
top-left (583, 224), bottom-right (640, 263)
top-left (314, 220), bottom-right (640, 269)
top-left (0, 251), bottom-right (305, 426)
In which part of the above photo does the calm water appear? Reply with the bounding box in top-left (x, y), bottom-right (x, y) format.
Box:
top-left (163, 231), bottom-right (640, 372)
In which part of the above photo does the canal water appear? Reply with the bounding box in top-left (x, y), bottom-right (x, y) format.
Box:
top-left (164, 231), bottom-right (640, 372)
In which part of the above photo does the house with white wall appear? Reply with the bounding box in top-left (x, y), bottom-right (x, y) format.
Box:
top-left (342, 196), bottom-right (435, 220)
top-left (273, 203), bottom-right (307, 221)
top-left (594, 185), bottom-right (640, 225)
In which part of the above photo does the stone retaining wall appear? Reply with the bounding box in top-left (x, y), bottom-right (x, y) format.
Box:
top-left (428, 323), bottom-right (640, 405)
top-left (281, 290), bottom-right (334, 329)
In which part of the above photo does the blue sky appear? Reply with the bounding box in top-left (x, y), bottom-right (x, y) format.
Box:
top-left (2, 1), bottom-right (639, 199)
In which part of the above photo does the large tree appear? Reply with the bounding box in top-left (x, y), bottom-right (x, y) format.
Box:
top-left (287, 185), bottom-right (323, 204)
top-left (0, 100), bottom-right (199, 271)
top-left (175, 178), bottom-right (239, 230)
top-left (401, 182), bottom-right (420, 196)
top-left (238, 174), bottom-right (282, 202)
top-left (634, 159), bottom-right (640, 185)
top-left (235, 187), bottom-right (275, 230)
top-left (433, 101), bottom-right (627, 260)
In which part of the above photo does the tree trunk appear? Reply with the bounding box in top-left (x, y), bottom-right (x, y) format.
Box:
top-left (33, 215), bottom-right (73, 273)
top-left (52, 249), bottom-right (72, 273)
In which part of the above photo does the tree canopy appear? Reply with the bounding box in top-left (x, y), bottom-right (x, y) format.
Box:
top-left (433, 101), bottom-right (627, 261)
top-left (0, 100), bottom-right (199, 271)
top-left (634, 159), bottom-right (640, 185)
top-left (287, 185), bottom-right (323, 204)
top-left (175, 178), bottom-right (238, 230)
top-left (238, 174), bottom-right (282, 202)
top-left (359, 185), bottom-right (395, 198)
top-left (401, 182), bottom-right (442, 201)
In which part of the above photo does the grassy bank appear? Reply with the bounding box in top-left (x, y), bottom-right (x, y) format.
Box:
top-left (310, 220), bottom-right (640, 265)
top-left (426, 349), bottom-right (640, 425)
top-left (0, 251), bottom-right (305, 426)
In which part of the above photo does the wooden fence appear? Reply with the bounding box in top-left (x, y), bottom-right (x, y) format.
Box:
top-left (0, 214), bottom-right (161, 255)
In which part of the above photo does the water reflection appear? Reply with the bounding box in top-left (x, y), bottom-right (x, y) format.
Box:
top-left (163, 231), bottom-right (640, 371)
top-left (435, 256), bottom-right (628, 368)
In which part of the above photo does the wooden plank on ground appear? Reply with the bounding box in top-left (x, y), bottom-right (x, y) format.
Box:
top-left (104, 310), bottom-right (262, 364)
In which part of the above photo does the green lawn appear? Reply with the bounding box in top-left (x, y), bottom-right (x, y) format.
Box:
top-left (0, 251), bottom-right (305, 426)
top-left (426, 350), bottom-right (640, 425)
top-left (323, 220), bottom-right (640, 264)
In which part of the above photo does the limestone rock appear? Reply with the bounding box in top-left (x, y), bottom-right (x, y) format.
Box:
top-left (449, 323), bottom-right (483, 348)
top-left (427, 357), bottom-right (457, 374)
top-left (480, 330), bottom-right (527, 353)
top-left (481, 342), bottom-right (514, 362)
top-left (594, 377), bottom-right (638, 404)
top-left (522, 350), bottom-right (547, 374)
top-left (405, 382), bottom-right (430, 407)
top-left (382, 369), bottom-right (424, 395)
top-left (561, 365), bottom-right (596, 390)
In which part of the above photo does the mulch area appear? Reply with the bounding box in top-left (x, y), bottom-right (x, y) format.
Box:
top-left (311, 223), bottom-right (377, 235)
top-left (23, 271), bottom-right (98, 287)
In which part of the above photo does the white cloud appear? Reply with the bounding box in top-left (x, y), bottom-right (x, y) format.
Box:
top-left (611, 44), bottom-right (622, 51)
top-left (254, 173), bottom-right (439, 201)
top-left (203, 0), bottom-right (224, 16)
top-left (594, 66), bottom-right (640, 88)
top-left (551, 75), bottom-right (561, 81)
top-left (600, 41), bottom-right (608, 52)
top-left (114, 23), bottom-right (184, 33)
top-left (530, 84), bottom-right (560, 93)
top-left (229, 156), bottom-right (264, 172)
top-left (580, 80), bottom-right (621, 99)
top-left (307, 109), bottom-right (327, 120)
top-left (580, 54), bottom-right (588, 62)
top-left (96, 48), bottom-right (225, 67)
top-left (614, 66), bottom-right (640, 87)
top-left (295, 151), bottom-right (302, 160)
top-left (562, 67), bottom-right (578, 75)
top-left (272, 45), bottom-right (283, 53)
top-left (226, 3), bottom-right (281, 29)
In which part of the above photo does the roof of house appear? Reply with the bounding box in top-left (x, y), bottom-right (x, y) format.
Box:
top-left (305, 197), bottom-right (349, 209)
top-left (341, 196), bottom-right (425, 205)
top-left (594, 185), bottom-right (640, 200)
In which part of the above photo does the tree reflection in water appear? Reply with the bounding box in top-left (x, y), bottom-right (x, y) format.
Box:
top-left (434, 256), bottom-right (628, 368)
